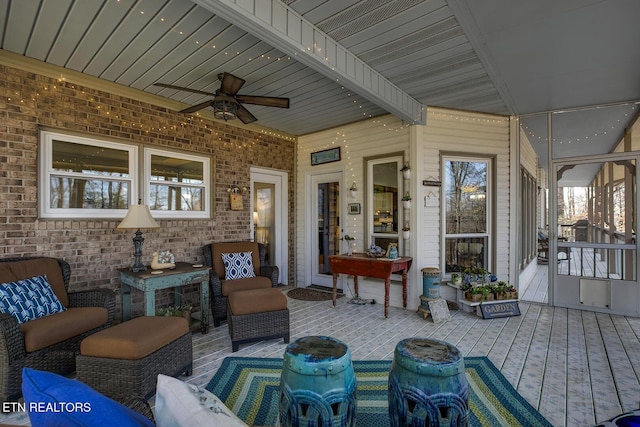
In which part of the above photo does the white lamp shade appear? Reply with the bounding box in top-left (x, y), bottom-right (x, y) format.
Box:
top-left (253, 211), bottom-right (259, 224)
top-left (117, 204), bottom-right (159, 229)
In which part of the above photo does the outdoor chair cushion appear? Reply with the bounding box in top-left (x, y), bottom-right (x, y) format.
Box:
top-left (20, 307), bottom-right (108, 353)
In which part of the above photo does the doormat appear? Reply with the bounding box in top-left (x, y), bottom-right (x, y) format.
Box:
top-left (206, 356), bottom-right (554, 427)
top-left (286, 287), bottom-right (343, 301)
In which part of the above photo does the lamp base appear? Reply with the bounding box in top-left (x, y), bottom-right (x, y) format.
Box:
top-left (131, 264), bottom-right (147, 273)
top-left (131, 229), bottom-right (147, 273)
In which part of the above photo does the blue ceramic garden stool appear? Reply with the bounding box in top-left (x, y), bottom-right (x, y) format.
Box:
top-left (388, 338), bottom-right (469, 427)
top-left (279, 336), bottom-right (357, 427)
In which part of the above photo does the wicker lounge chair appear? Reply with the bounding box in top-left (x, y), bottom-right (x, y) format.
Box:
top-left (0, 257), bottom-right (115, 404)
top-left (203, 242), bottom-right (279, 327)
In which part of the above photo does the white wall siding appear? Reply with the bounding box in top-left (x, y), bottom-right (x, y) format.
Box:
top-left (420, 108), bottom-right (512, 282)
top-left (296, 116), bottom-right (410, 294)
top-left (296, 108), bottom-right (512, 310)
top-left (520, 128), bottom-right (538, 176)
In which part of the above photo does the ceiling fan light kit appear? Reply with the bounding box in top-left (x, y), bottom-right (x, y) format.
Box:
top-left (155, 72), bottom-right (289, 124)
top-left (213, 100), bottom-right (238, 121)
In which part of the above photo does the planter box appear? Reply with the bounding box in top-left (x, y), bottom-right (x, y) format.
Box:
top-left (497, 292), bottom-right (518, 300)
top-left (467, 293), bottom-right (482, 302)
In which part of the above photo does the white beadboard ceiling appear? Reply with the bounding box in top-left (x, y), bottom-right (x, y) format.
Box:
top-left (1, 0), bottom-right (639, 178)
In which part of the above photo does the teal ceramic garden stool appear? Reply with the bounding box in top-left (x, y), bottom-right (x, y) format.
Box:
top-left (279, 336), bottom-right (357, 427)
top-left (388, 338), bottom-right (469, 427)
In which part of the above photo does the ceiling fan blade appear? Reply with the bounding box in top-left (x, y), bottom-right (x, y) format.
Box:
top-left (235, 104), bottom-right (257, 124)
top-left (154, 83), bottom-right (217, 97)
top-left (178, 100), bottom-right (214, 114)
top-left (235, 95), bottom-right (289, 109)
top-left (218, 72), bottom-right (245, 96)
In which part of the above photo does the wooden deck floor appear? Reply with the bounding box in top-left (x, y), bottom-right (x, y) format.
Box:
top-left (2, 286), bottom-right (639, 426)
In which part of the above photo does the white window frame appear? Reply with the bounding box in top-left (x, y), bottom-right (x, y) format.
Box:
top-left (441, 155), bottom-right (493, 275)
top-left (143, 147), bottom-right (211, 219)
top-left (367, 155), bottom-right (404, 254)
top-left (38, 130), bottom-right (137, 219)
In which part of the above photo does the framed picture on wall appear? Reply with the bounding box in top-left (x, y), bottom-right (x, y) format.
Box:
top-left (348, 203), bottom-right (361, 214)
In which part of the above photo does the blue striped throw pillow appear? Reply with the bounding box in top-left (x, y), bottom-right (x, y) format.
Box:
top-left (0, 275), bottom-right (66, 324)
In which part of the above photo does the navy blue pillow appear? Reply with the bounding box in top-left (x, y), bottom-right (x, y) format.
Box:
top-left (22, 368), bottom-right (154, 427)
top-left (0, 275), bottom-right (65, 324)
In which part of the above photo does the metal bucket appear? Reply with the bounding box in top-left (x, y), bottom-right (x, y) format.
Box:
top-left (388, 338), bottom-right (469, 427)
top-left (279, 336), bottom-right (357, 427)
top-left (421, 267), bottom-right (440, 299)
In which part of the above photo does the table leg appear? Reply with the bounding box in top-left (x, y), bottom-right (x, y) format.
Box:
top-left (174, 287), bottom-right (182, 307)
top-left (402, 270), bottom-right (408, 309)
top-left (120, 283), bottom-right (132, 321)
top-left (144, 290), bottom-right (155, 317)
top-left (332, 273), bottom-right (338, 307)
top-left (200, 279), bottom-right (209, 334)
top-left (384, 277), bottom-right (391, 318)
top-left (353, 275), bottom-right (359, 297)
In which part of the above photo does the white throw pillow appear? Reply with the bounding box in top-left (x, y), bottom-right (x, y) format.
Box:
top-left (155, 374), bottom-right (249, 427)
top-left (221, 251), bottom-right (256, 280)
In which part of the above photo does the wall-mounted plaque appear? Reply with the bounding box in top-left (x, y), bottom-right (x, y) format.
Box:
top-left (311, 147), bottom-right (341, 165)
top-left (230, 194), bottom-right (243, 211)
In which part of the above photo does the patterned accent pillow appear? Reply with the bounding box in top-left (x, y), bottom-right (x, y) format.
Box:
top-left (155, 374), bottom-right (248, 427)
top-left (221, 252), bottom-right (256, 280)
top-left (0, 275), bottom-right (66, 324)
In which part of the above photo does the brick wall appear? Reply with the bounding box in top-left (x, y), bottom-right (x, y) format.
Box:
top-left (0, 64), bottom-right (295, 319)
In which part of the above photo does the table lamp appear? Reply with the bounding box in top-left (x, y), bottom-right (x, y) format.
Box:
top-left (117, 200), bottom-right (159, 272)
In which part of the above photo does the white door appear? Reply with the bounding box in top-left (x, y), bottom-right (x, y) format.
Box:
top-left (550, 154), bottom-right (639, 316)
top-left (251, 168), bottom-right (288, 285)
top-left (310, 172), bottom-right (343, 289)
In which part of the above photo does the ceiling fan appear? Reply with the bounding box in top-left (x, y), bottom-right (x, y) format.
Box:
top-left (154, 72), bottom-right (289, 124)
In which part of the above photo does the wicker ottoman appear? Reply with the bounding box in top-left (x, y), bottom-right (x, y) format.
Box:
top-left (228, 288), bottom-right (290, 352)
top-left (76, 316), bottom-right (192, 400)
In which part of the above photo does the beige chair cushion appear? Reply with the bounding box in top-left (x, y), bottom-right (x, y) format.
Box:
top-left (80, 316), bottom-right (189, 360)
top-left (228, 288), bottom-right (287, 316)
top-left (0, 258), bottom-right (69, 307)
top-left (20, 307), bottom-right (108, 352)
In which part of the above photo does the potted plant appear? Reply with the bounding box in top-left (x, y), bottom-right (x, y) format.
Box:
top-left (401, 192), bottom-right (411, 209)
top-left (481, 285), bottom-right (494, 301)
top-left (495, 281), bottom-right (508, 300)
top-left (156, 304), bottom-right (192, 323)
top-left (460, 281), bottom-right (473, 300)
top-left (402, 225), bottom-right (410, 240)
top-left (469, 286), bottom-right (483, 302)
top-left (451, 273), bottom-right (462, 286)
top-left (400, 162), bottom-right (411, 179)
top-left (505, 283), bottom-right (518, 300)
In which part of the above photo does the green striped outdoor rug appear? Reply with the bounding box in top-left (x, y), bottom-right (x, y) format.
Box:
top-left (207, 356), bottom-right (553, 427)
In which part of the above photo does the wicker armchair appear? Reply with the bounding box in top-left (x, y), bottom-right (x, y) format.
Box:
top-left (0, 257), bottom-right (115, 403)
top-left (203, 242), bottom-right (279, 327)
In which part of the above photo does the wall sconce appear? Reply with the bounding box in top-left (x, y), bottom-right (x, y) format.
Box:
top-left (227, 184), bottom-right (248, 194)
top-left (349, 182), bottom-right (358, 199)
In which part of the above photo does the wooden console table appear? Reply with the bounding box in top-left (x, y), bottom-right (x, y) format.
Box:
top-left (119, 262), bottom-right (211, 333)
top-left (328, 254), bottom-right (413, 318)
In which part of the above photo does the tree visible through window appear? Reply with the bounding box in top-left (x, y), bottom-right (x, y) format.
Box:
top-left (443, 157), bottom-right (491, 273)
